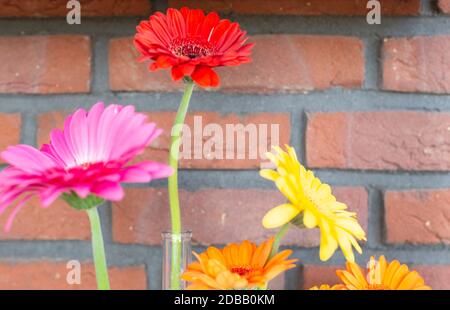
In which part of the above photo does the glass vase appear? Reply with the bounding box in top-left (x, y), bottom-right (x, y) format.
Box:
top-left (161, 231), bottom-right (192, 290)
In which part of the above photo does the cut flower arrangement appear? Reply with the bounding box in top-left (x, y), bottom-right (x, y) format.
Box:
top-left (0, 6), bottom-right (432, 291)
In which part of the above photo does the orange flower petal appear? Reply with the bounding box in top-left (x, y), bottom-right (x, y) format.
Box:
top-left (383, 260), bottom-right (401, 287)
top-left (397, 271), bottom-right (424, 290)
top-left (251, 238), bottom-right (273, 268)
top-left (264, 249), bottom-right (294, 271)
top-left (389, 264), bottom-right (409, 289)
top-left (206, 246), bottom-right (227, 266)
top-left (238, 240), bottom-right (253, 266)
top-left (222, 245), bottom-right (234, 268)
top-left (187, 261), bottom-right (203, 272)
top-left (336, 270), bottom-right (365, 289)
top-left (264, 263), bottom-right (296, 282)
top-left (347, 261), bottom-right (367, 287)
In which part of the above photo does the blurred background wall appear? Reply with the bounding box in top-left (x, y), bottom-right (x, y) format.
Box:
top-left (0, 0), bottom-right (449, 289)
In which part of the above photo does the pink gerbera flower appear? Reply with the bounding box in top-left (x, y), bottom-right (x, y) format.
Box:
top-left (0, 102), bottom-right (172, 231)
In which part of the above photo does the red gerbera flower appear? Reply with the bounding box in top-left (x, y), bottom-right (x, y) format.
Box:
top-left (134, 7), bottom-right (254, 87)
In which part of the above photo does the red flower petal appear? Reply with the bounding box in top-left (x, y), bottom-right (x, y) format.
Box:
top-left (150, 55), bottom-right (174, 71)
top-left (209, 19), bottom-right (232, 45)
top-left (185, 8), bottom-right (205, 36)
top-left (181, 63), bottom-right (196, 76)
top-left (191, 66), bottom-right (220, 88)
top-left (171, 66), bottom-right (184, 81)
top-left (167, 8), bottom-right (186, 38)
top-left (171, 63), bottom-right (196, 81)
top-left (200, 12), bottom-right (220, 38)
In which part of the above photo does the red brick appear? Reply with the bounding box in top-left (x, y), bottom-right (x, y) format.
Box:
top-left (268, 274), bottom-right (285, 290)
top-left (112, 187), bottom-right (367, 246)
top-left (109, 38), bottom-right (181, 93)
top-left (219, 35), bottom-right (364, 93)
top-left (302, 265), bottom-right (339, 289)
top-left (0, 198), bottom-right (90, 240)
top-left (37, 111), bottom-right (66, 146)
top-left (0, 261), bottom-right (146, 290)
top-left (0, 0), bottom-right (151, 17)
top-left (414, 266), bottom-right (450, 290)
top-left (0, 35), bottom-right (91, 94)
top-left (146, 111), bottom-right (290, 169)
top-left (383, 36), bottom-right (450, 94)
top-left (109, 36), bottom-right (364, 93)
top-left (385, 189), bottom-right (450, 245)
top-left (302, 264), bottom-right (450, 290)
top-left (438, 0), bottom-right (450, 14)
top-left (169, 0), bottom-right (420, 16)
top-left (306, 112), bottom-right (450, 171)
top-left (38, 110), bottom-right (290, 170)
top-left (0, 113), bottom-right (21, 161)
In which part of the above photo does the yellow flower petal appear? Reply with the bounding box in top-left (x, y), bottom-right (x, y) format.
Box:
top-left (303, 209), bottom-right (317, 228)
top-left (337, 232), bottom-right (355, 263)
top-left (319, 232), bottom-right (338, 261)
top-left (275, 178), bottom-right (298, 205)
top-left (262, 203), bottom-right (299, 229)
top-left (259, 169), bottom-right (279, 181)
top-left (264, 152), bottom-right (279, 166)
top-left (316, 183), bottom-right (332, 198)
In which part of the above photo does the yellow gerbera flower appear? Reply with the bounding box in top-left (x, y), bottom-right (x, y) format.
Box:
top-left (181, 238), bottom-right (297, 290)
top-left (313, 256), bottom-right (431, 290)
top-left (261, 145), bottom-right (366, 262)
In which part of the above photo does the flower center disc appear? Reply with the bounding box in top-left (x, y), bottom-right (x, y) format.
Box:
top-left (170, 37), bottom-right (214, 59)
top-left (231, 266), bottom-right (253, 277)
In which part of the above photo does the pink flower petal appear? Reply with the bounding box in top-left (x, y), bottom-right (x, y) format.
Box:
top-left (121, 167), bottom-right (152, 183)
top-left (1, 145), bottom-right (56, 173)
top-left (40, 187), bottom-right (65, 207)
top-left (136, 161), bottom-right (174, 179)
top-left (87, 102), bottom-right (105, 162)
top-left (4, 194), bottom-right (33, 232)
top-left (92, 181), bottom-right (124, 201)
top-left (69, 108), bottom-right (89, 165)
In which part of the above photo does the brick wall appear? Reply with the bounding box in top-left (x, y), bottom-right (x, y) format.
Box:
top-left (0, 0), bottom-right (449, 290)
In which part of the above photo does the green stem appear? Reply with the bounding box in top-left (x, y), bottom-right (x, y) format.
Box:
top-left (86, 207), bottom-right (110, 290)
top-left (168, 80), bottom-right (195, 290)
top-left (269, 223), bottom-right (290, 259)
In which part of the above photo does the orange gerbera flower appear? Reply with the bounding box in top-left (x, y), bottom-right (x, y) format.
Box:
top-left (312, 256), bottom-right (431, 290)
top-left (182, 238), bottom-right (297, 290)
top-left (134, 7), bottom-right (253, 87)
